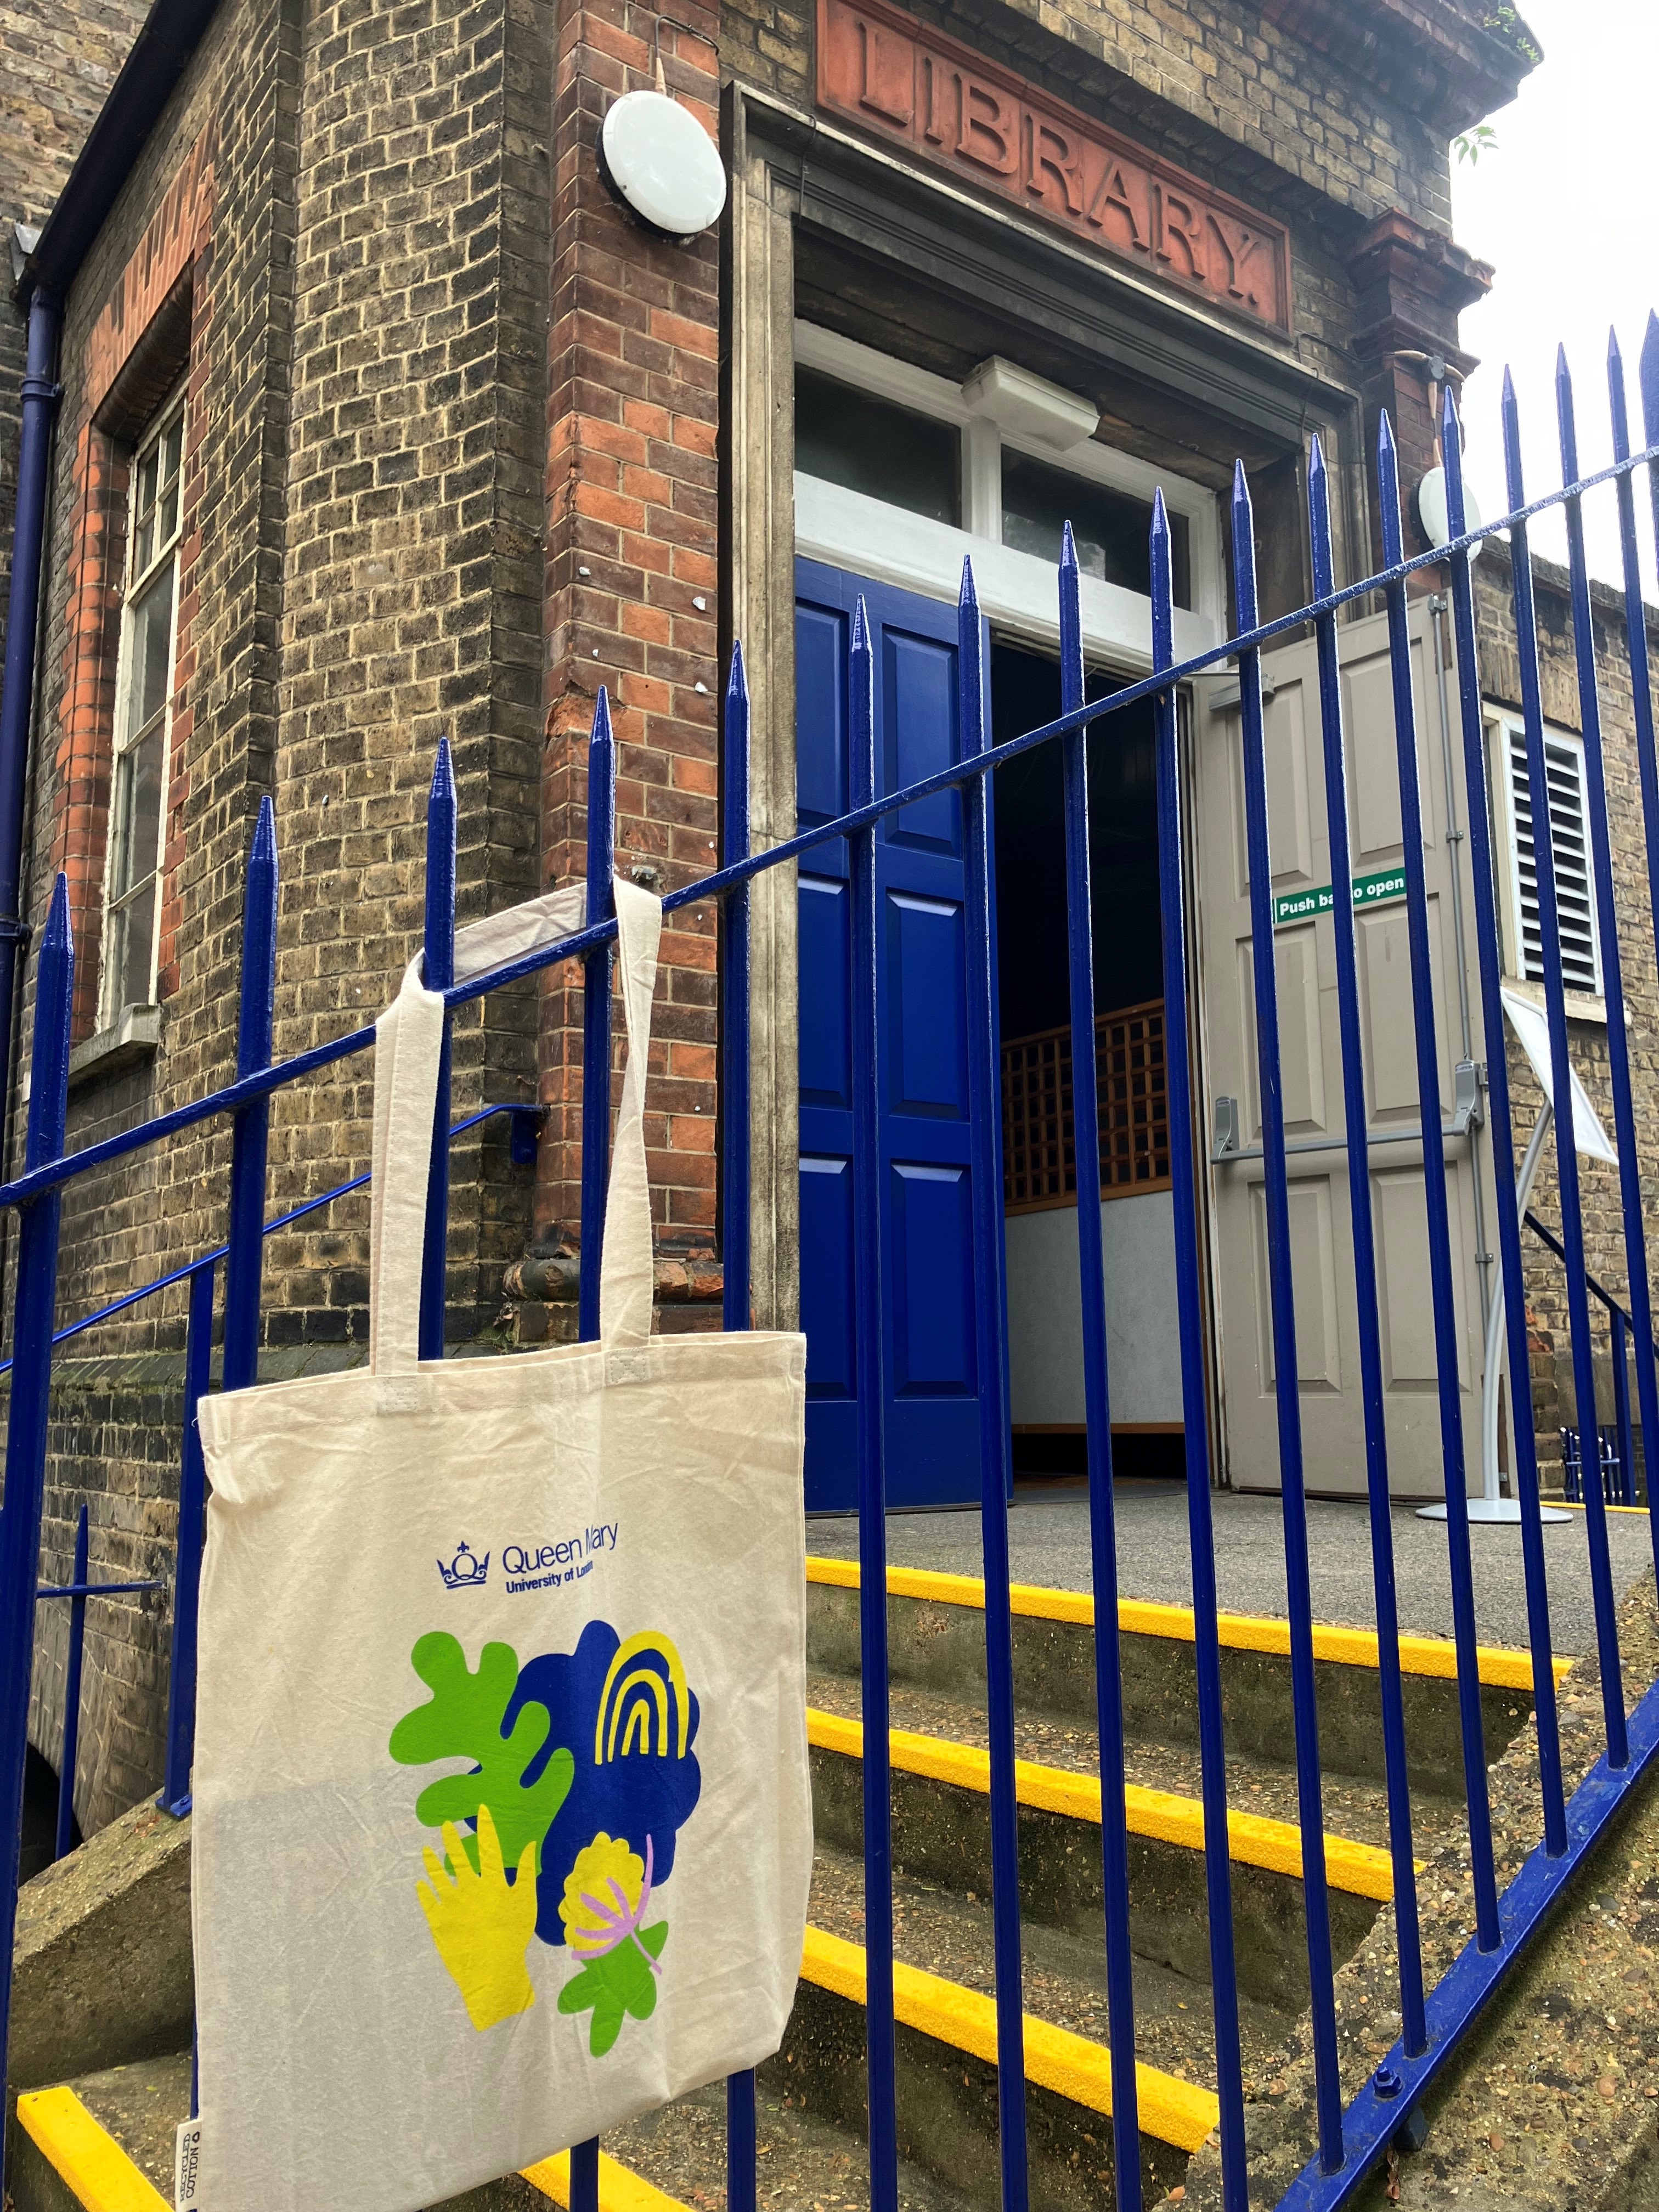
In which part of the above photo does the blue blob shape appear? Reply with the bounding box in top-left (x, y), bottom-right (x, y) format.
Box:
top-left (507, 1618), bottom-right (702, 1947)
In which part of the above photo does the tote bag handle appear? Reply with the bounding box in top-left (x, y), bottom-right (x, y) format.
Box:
top-left (368, 874), bottom-right (664, 1376)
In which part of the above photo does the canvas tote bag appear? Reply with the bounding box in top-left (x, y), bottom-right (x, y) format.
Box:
top-left (188, 877), bottom-right (811, 2212)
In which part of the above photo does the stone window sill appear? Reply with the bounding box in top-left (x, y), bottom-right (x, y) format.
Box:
top-left (1502, 977), bottom-right (1615, 1029)
top-left (66, 1003), bottom-right (162, 1090)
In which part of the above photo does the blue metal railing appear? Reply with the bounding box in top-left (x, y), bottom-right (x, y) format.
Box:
top-left (13, 1096), bottom-right (544, 1838)
top-left (1561, 1427), bottom-right (1635, 1510)
top-left (1, 317), bottom-right (1658, 2212)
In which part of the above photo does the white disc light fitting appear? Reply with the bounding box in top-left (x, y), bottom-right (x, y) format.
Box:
top-left (598, 89), bottom-right (727, 240)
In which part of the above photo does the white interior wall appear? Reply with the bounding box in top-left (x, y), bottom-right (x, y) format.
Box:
top-left (1004, 1192), bottom-right (1183, 1426)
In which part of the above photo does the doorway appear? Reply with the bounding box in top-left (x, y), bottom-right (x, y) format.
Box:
top-left (991, 646), bottom-right (1186, 1487)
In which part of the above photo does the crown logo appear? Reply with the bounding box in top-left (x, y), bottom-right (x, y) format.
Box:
top-left (438, 1542), bottom-right (490, 1590)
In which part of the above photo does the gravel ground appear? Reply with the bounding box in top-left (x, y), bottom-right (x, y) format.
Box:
top-left (602, 2074), bottom-right (971, 2212)
top-left (806, 1485), bottom-right (1656, 1655)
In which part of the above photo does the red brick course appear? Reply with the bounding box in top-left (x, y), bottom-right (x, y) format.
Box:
top-left (539, 0), bottom-right (724, 1261)
top-left (50, 131), bottom-right (216, 1039)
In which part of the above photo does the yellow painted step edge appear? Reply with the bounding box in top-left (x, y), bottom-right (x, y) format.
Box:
top-left (800, 1925), bottom-right (1218, 2155)
top-left (806, 1707), bottom-right (1404, 1903)
top-left (805, 1555), bottom-right (1571, 1692)
top-left (14, 2088), bottom-right (172, 2212)
top-left (524, 2147), bottom-right (695, 2212)
top-left (17, 2080), bottom-right (696, 2212)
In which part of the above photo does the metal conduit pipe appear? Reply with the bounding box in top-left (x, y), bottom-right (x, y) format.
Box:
top-left (0, 290), bottom-right (63, 1120)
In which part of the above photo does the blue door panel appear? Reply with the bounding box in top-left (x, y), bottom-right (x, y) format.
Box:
top-left (887, 891), bottom-right (968, 1120)
top-left (799, 1155), bottom-right (856, 1398)
top-left (797, 874), bottom-right (851, 1109)
top-left (883, 629), bottom-right (962, 857)
top-left (795, 557), bottom-right (998, 1513)
top-left (889, 1163), bottom-right (977, 1398)
top-left (795, 604), bottom-right (848, 826)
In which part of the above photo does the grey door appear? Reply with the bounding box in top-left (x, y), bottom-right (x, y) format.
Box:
top-left (1193, 602), bottom-right (1491, 1498)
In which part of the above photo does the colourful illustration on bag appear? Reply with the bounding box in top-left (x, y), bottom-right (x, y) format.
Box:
top-left (555, 1833), bottom-right (669, 2053)
top-left (390, 1622), bottom-right (701, 2051)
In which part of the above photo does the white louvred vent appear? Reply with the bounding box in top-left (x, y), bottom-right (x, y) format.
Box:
top-left (1506, 721), bottom-right (1600, 997)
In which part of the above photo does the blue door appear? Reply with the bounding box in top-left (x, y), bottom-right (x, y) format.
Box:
top-left (795, 557), bottom-right (997, 1513)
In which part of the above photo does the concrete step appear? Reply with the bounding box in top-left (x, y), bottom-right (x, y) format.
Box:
top-left (11, 2053), bottom-right (985, 2212)
top-left (806, 1556), bottom-right (1564, 1798)
top-left (805, 1701), bottom-right (1396, 2014)
top-left (788, 1918), bottom-right (1211, 2209)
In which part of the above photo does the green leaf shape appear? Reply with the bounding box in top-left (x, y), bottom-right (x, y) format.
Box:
top-left (389, 1632), bottom-right (574, 1871)
top-left (557, 1923), bottom-right (667, 2057)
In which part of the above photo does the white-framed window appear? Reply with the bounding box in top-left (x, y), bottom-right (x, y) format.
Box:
top-left (1486, 704), bottom-right (1601, 1000)
top-left (101, 393), bottom-right (185, 1028)
top-left (792, 321), bottom-right (1223, 673)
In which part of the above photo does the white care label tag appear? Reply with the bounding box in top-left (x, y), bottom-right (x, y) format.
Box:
top-left (175, 2117), bottom-right (204, 2209)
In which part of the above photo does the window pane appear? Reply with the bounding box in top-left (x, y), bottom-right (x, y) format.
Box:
top-left (159, 417), bottom-right (183, 544)
top-left (106, 878), bottom-right (159, 1015)
top-left (1001, 451), bottom-right (1192, 608)
top-left (111, 724), bottom-right (165, 904)
top-left (124, 562), bottom-right (176, 740)
top-left (795, 366), bottom-right (961, 527)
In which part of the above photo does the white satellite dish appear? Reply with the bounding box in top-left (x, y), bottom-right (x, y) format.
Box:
top-left (598, 90), bottom-right (727, 240)
top-left (1418, 464), bottom-right (1485, 553)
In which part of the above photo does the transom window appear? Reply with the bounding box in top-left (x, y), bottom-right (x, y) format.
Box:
top-left (794, 366), bottom-right (961, 528)
top-left (103, 396), bottom-right (184, 1028)
top-left (791, 323), bottom-right (1220, 662)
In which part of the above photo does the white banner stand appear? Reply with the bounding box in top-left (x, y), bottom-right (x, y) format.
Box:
top-left (1418, 990), bottom-right (1615, 1526)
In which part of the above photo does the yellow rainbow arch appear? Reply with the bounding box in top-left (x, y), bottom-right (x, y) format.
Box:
top-left (595, 1632), bottom-right (690, 1762)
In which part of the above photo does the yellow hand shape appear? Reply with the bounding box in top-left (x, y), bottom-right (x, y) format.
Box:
top-left (415, 1803), bottom-right (540, 2031)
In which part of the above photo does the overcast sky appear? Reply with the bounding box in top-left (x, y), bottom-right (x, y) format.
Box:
top-left (1451, 0), bottom-right (1659, 593)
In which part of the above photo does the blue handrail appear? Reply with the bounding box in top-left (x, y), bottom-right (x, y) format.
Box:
top-left (0, 1101), bottom-right (543, 1378)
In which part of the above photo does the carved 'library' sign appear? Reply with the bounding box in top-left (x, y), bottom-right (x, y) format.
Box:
top-left (817, 0), bottom-right (1293, 336)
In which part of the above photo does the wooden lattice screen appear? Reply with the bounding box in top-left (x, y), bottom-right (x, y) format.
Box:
top-left (1001, 998), bottom-right (1171, 1212)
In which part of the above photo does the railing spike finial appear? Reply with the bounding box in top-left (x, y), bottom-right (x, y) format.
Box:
top-left (1556, 343), bottom-right (1582, 483)
top-left (1609, 324), bottom-right (1623, 374)
top-left (1501, 366), bottom-right (1526, 510)
top-left (1443, 383), bottom-right (1469, 540)
top-left (428, 732), bottom-right (455, 810)
top-left (591, 683), bottom-right (614, 754)
top-left (1059, 517), bottom-right (1079, 576)
top-left (1376, 409), bottom-right (1406, 569)
top-left (1230, 461), bottom-right (1259, 627)
top-left (251, 790), bottom-right (276, 868)
top-left (851, 593), bottom-right (871, 657)
top-left (726, 635), bottom-right (748, 709)
top-left (1641, 312), bottom-right (1659, 444)
top-left (958, 553), bottom-right (980, 616)
top-left (1308, 428), bottom-right (1327, 489)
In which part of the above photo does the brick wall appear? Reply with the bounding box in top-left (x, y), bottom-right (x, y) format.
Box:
top-left (20, 0), bottom-right (563, 1830)
top-left (529, 0), bottom-right (724, 1326)
top-left (1473, 545), bottom-right (1659, 1495)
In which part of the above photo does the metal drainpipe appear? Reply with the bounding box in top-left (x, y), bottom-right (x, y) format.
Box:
top-left (1430, 586), bottom-right (1492, 1331)
top-left (0, 289), bottom-right (64, 1124)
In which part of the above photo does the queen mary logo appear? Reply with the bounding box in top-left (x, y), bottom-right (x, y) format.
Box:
top-left (438, 1543), bottom-right (490, 1591)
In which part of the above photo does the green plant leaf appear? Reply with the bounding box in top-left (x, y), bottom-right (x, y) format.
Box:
top-left (557, 1928), bottom-right (667, 2055)
top-left (390, 1632), bottom-right (573, 1869)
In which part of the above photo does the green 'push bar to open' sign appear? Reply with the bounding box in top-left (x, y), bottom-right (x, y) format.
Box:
top-left (1272, 866), bottom-right (1409, 929)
